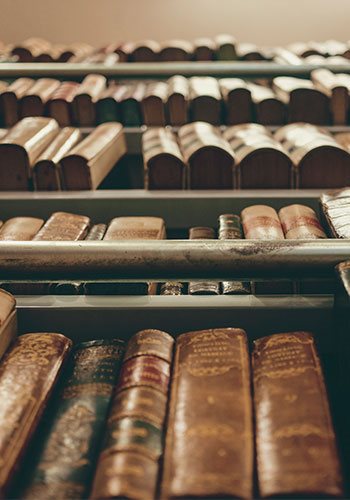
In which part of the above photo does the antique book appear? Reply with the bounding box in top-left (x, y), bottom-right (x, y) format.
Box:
top-left (0, 217), bottom-right (44, 240)
top-left (72, 74), bottom-right (107, 126)
top-left (189, 77), bottom-right (222, 125)
top-left (218, 214), bottom-right (251, 294)
top-left (253, 331), bottom-right (343, 498)
top-left (247, 82), bottom-right (286, 125)
top-left (273, 76), bottom-right (330, 124)
top-left (12, 37), bottom-right (52, 62)
top-left (60, 123), bottom-right (126, 190)
top-left (193, 37), bottom-right (215, 61)
top-left (59, 42), bottom-right (94, 62)
top-left (279, 204), bottom-right (327, 239)
top-left (142, 82), bottom-right (168, 126)
top-left (47, 82), bottom-right (79, 126)
top-left (126, 40), bottom-right (160, 62)
top-left (0, 117), bottom-right (59, 190)
top-left (20, 339), bottom-right (124, 500)
top-left (224, 123), bottom-right (292, 188)
top-left (20, 78), bottom-right (61, 118)
top-left (142, 127), bottom-right (186, 189)
top-left (95, 84), bottom-right (120, 124)
top-left (87, 217), bottom-right (165, 295)
top-left (311, 69), bottom-right (350, 125)
top-left (85, 223), bottom-right (107, 240)
top-left (115, 82), bottom-right (145, 127)
top-left (0, 289), bottom-right (16, 361)
top-left (33, 127), bottom-right (82, 191)
top-left (219, 78), bottom-right (253, 125)
top-left (161, 328), bottom-right (253, 499)
top-left (0, 333), bottom-right (72, 497)
top-left (273, 47), bottom-right (303, 65)
top-left (34, 212), bottom-right (90, 241)
top-left (275, 123), bottom-right (350, 188)
top-left (166, 75), bottom-right (189, 126)
top-left (188, 227), bottom-right (220, 295)
top-left (158, 40), bottom-right (193, 61)
top-left (159, 282), bottom-right (184, 295)
top-left (319, 188), bottom-right (350, 238)
top-left (91, 329), bottom-right (173, 500)
top-left (237, 42), bottom-right (271, 60)
top-left (215, 34), bottom-right (237, 60)
top-left (0, 78), bottom-right (35, 126)
top-left (178, 121), bottom-right (235, 189)
top-left (287, 41), bottom-right (323, 58)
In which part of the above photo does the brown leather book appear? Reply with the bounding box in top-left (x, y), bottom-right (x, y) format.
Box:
top-left (60, 42), bottom-right (94, 62)
top-left (91, 330), bottom-right (174, 500)
top-left (253, 331), bottom-right (344, 498)
top-left (12, 37), bottom-right (52, 62)
top-left (85, 223), bottom-right (107, 240)
top-left (224, 123), bottom-right (292, 188)
top-left (124, 40), bottom-right (160, 62)
top-left (161, 328), bottom-right (253, 499)
top-left (188, 227), bottom-right (220, 295)
top-left (275, 123), bottom-right (350, 188)
top-left (215, 34), bottom-right (237, 60)
top-left (20, 78), bottom-right (60, 118)
top-left (33, 212), bottom-right (90, 241)
top-left (33, 127), bottom-right (82, 191)
top-left (287, 41), bottom-right (322, 58)
top-left (47, 82), bottom-right (79, 126)
top-left (0, 217), bottom-right (44, 240)
top-left (193, 37), bottom-right (215, 61)
top-left (0, 117), bottom-right (59, 190)
top-left (72, 74), bottom-right (107, 126)
top-left (95, 84), bottom-right (120, 124)
top-left (247, 82), bottom-right (286, 125)
top-left (178, 121), bottom-right (235, 189)
top-left (189, 77), bottom-right (222, 125)
top-left (273, 76), bottom-right (330, 124)
top-left (114, 82), bottom-right (145, 127)
top-left (0, 78), bottom-right (35, 127)
top-left (237, 42), bottom-right (271, 61)
top-left (158, 40), bottom-right (193, 61)
top-left (279, 204), bottom-right (327, 239)
top-left (60, 122), bottom-right (126, 190)
top-left (34, 43), bottom-right (67, 62)
top-left (320, 188), bottom-right (350, 238)
top-left (311, 69), bottom-right (350, 125)
top-left (166, 75), bottom-right (189, 126)
top-left (142, 82), bottom-right (168, 126)
top-left (0, 289), bottom-right (17, 362)
top-left (219, 78), bottom-right (253, 125)
top-left (0, 333), bottom-right (72, 497)
top-left (142, 127), bottom-right (186, 189)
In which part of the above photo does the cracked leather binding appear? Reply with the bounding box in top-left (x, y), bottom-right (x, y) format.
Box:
top-left (91, 329), bottom-right (174, 500)
top-left (0, 217), bottom-right (44, 240)
top-left (253, 331), bottom-right (344, 498)
top-left (188, 227), bottom-right (220, 295)
top-left (161, 328), bottom-right (253, 499)
top-left (20, 339), bottom-right (124, 500)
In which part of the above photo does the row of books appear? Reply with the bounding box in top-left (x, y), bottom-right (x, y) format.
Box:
top-left (4, 36), bottom-right (350, 63)
top-left (0, 289), bottom-right (345, 499)
top-left (143, 122), bottom-right (350, 190)
top-left (2, 71), bottom-right (350, 129)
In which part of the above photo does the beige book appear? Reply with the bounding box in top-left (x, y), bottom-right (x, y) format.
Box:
top-left (0, 289), bottom-right (16, 362)
top-left (311, 69), bottom-right (350, 125)
top-left (0, 217), bottom-right (44, 240)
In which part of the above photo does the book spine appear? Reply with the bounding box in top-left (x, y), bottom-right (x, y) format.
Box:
top-left (159, 282), bottom-right (184, 295)
top-left (188, 227), bottom-right (220, 295)
top-left (253, 331), bottom-right (343, 498)
top-left (91, 329), bottom-right (174, 500)
top-left (161, 328), bottom-right (253, 499)
top-left (20, 339), bottom-right (124, 500)
top-left (0, 333), bottom-right (72, 496)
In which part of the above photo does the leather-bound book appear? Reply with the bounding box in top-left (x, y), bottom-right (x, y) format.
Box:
top-left (218, 214), bottom-right (251, 294)
top-left (125, 40), bottom-right (160, 62)
top-left (0, 81), bottom-right (8, 125)
top-left (47, 82), bottom-right (79, 126)
top-left (91, 330), bottom-right (174, 500)
top-left (161, 328), bottom-right (253, 499)
top-left (178, 121), bottom-right (235, 189)
top-left (0, 333), bottom-right (72, 497)
top-left (215, 34), bottom-right (237, 60)
top-left (87, 217), bottom-right (165, 295)
top-left (0, 217), bottom-right (44, 240)
top-left (115, 82), bottom-right (145, 126)
top-left (60, 122), bottom-right (126, 190)
top-left (279, 204), bottom-right (327, 239)
top-left (273, 76), bottom-right (330, 124)
top-left (59, 42), bottom-right (94, 62)
top-left (35, 44), bottom-right (66, 63)
top-left (319, 188), bottom-right (350, 238)
top-left (273, 47), bottom-right (303, 65)
top-left (311, 69), bottom-right (350, 125)
top-left (158, 40), bottom-right (193, 61)
top-left (247, 82), bottom-right (286, 125)
top-left (287, 41), bottom-right (322, 58)
top-left (34, 212), bottom-right (90, 241)
top-left (0, 78), bottom-right (35, 126)
top-left (20, 78), bottom-right (60, 118)
top-left (160, 282), bottom-right (184, 295)
top-left (12, 37), bottom-right (52, 62)
top-left (72, 74), bottom-right (106, 126)
top-left (219, 78), bottom-right (253, 125)
top-left (142, 127), bottom-right (186, 189)
top-left (20, 339), bottom-right (124, 500)
top-left (224, 123), bottom-right (292, 188)
top-left (33, 127), bottom-right (82, 191)
top-left (166, 75), bottom-right (189, 126)
top-left (86, 223), bottom-right (107, 240)
top-left (253, 331), bottom-right (344, 498)
top-left (102, 41), bottom-right (128, 62)
top-left (275, 123), bottom-right (350, 188)
top-left (0, 117), bottom-right (59, 190)
top-left (0, 289), bottom-right (16, 361)
top-left (237, 42), bottom-right (271, 61)
top-left (189, 76), bottom-right (222, 125)
top-left (193, 37), bottom-right (215, 61)
top-left (188, 227), bottom-right (220, 295)
top-left (142, 82), bottom-right (168, 126)
top-left (95, 84), bottom-right (120, 124)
